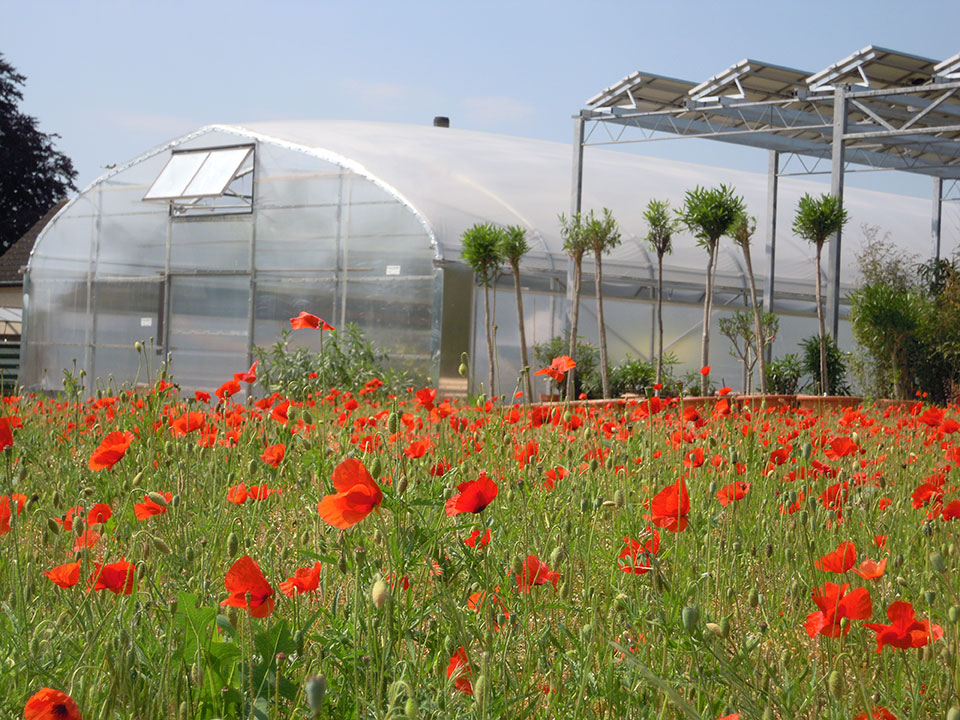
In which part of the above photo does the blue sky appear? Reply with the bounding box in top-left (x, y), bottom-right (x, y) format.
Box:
top-left (2, 0), bottom-right (958, 196)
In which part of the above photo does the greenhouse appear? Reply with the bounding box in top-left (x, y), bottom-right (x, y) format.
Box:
top-left (20, 120), bottom-right (950, 397)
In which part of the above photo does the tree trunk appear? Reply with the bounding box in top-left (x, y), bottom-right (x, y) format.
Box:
top-left (483, 282), bottom-right (495, 399)
top-left (814, 242), bottom-right (830, 395)
top-left (595, 250), bottom-right (611, 399)
top-left (700, 242), bottom-right (717, 396)
top-left (656, 253), bottom-right (664, 388)
top-left (741, 241), bottom-right (768, 394)
top-left (566, 258), bottom-right (582, 400)
top-left (512, 261), bottom-right (533, 404)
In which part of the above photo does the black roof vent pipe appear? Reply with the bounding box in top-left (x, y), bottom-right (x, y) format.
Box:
top-left (433, 116), bottom-right (450, 128)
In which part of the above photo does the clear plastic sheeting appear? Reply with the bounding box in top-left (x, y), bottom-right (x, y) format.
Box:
top-left (20, 121), bottom-right (946, 396)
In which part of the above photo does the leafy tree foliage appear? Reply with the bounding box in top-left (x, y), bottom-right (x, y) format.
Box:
top-left (461, 223), bottom-right (504, 397)
top-left (499, 225), bottom-right (533, 403)
top-left (643, 199), bottom-right (676, 387)
top-left (0, 53), bottom-right (76, 251)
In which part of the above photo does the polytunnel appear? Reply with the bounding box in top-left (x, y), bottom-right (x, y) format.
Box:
top-left (20, 120), bottom-right (944, 397)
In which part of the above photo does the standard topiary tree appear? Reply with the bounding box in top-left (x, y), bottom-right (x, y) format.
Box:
top-left (678, 185), bottom-right (745, 395)
top-left (559, 212), bottom-right (590, 400)
top-left (791, 193), bottom-right (848, 396)
top-left (500, 225), bottom-right (533, 403)
top-left (584, 208), bottom-right (621, 399)
top-left (643, 199), bottom-right (676, 388)
top-left (461, 223), bottom-right (504, 398)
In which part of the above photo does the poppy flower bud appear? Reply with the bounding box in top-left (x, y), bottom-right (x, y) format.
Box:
top-left (404, 697), bottom-right (419, 719)
top-left (549, 547), bottom-right (566, 566)
top-left (931, 552), bottom-right (947, 573)
top-left (134, 341), bottom-right (143, 353)
top-left (682, 606), bottom-right (700, 633)
top-left (827, 670), bottom-right (842, 699)
top-left (46, 517), bottom-right (60, 534)
top-left (729, 449), bottom-right (739, 465)
top-left (178, 701), bottom-right (189, 720)
top-left (925, 590), bottom-right (937, 605)
top-left (706, 622), bottom-right (723, 638)
top-left (720, 617), bottom-right (731, 638)
top-left (227, 532), bottom-right (239, 558)
top-left (147, 492), bottom-right (169, 508)
top-left (185, 547), bottom-right (194, 563)
top-left (949, 605), bottom-right (960, 624)
top-left (748, 589), bottom-right (760, 609)
top-left (458, 362), bottom-right (468, 377)
top-left (387, 413), bottom-right (399, 434)
top-left (589, 459), bottom-right (599, 472)
top-left (579, 498), bottom-right (590, 513)
top-left (73, 517), bottom-right (85, 536)
top-left (164, 441), bottom-right (174, 456)
top-left (562, 410), bottom-right (572, 423)
top-left (560, 581), bottom-right (571, 600)
top-left (152, 536), bottom-right (172, 554)
top-left (338, 551), bottom-right (348, 574)
top-left (473, 673), bottom-right (487, 705)
top-left (172, 494), bottom-right (181, 508)
top-left (948, 707), bottom-right (960, 720)
top-left (708, 481), bottom-right (717, 494)
top-left (371, 579), bottom-right (388, 610)
top-left (369, 458), bottom-right (382, 479)
top-left (942, 647), bottom-right (955, 666)
top-left (801, 442), bottom-right (812, 460)
top-left (82, 486), bottom-right (95, 497)
top-left (396, 475), bottom-right (408, 496)
top-left (305, 674), bottom-right (326, 716)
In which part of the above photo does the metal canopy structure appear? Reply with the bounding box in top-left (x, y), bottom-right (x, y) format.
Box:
top-left (574, 45), bottom-right (960, 338)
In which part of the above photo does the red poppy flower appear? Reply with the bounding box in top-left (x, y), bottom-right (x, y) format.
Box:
top-left (651, 478), bottom-right (690, 532)
top-left (88, 557), bottom-right (137, 595)
top-left (464, 528), bottom-right (492, 548)
top-left (815, 541), bottom-right (857, 573)
top-left (195, 390), bottom-right (211, 404)
top-left (171, 411), bottom-right (206, 436)
top-left (863, 600), bottom-right (944, 653)
top-left (515, 554), bottom-right (561, 593)
top-left (445, 472), bottom-right (499, 516)
top-left (260, 443), bottom-right (285, 467)
top-left (415, 387), bottom-right (437, 410)
top-left (700, 366), bottom-right (711, 376)
top-left (542, 465), bottom-right (567, 491)
top-left (404, 438), bottom-right (433, 459)
top-left (819, 481), bottom-right (849, 511)
top-left (942, 500), bottom-right (960, 521)
top-left (215, 380), bottom-right (242, 401)
top-left (683, 447), bottom-right (705, 469)
top-left (279, 562), bottom-right (323, 597)
top-left (221, 555), bottom-right (275, 618)
top-left (534, 355), bottom-right (576, 383)
top-left (290, 311), bottom-right (334, 331)
top-left (467, 587), bottom-right (510, 628)
top-left (853, 558), bottom-right (887, 580)
top-left (446, 646), bottom-right (473, 695)
top-left (0, 416), bottom-right (13, 451)
top-left (805, 582), bottom-right (872, 638)
top-left (824, 436), bottom-right (859, 460)
top-left (234, 361), bottom-right (258, 383)
top-left (248, 483), bottom-right (281, 501)
top-left (73, 528), bottom-right (100, 553)
top-left (43, 560), bottom-right (81, 589)
top-left (24, 688), bottom-right (82, 720)
top-left (853, 707), bottom-right (898, 720)
top-left (88, 430), bottom-right (135, 471)
top-left (86, 503), bottom-right (112, 526)
top-left (133, 491), bottom-right (172, 520)
top-left (227, 483), bottom-right (248, 505)
top-left (716, 481), bottom-right (750, 507)
top-left (317, 457), bottom-right (383, 529)
top-left (618, 527), bottom-right (660, 575)
top-left (0, 492), bottom-right (25, 535)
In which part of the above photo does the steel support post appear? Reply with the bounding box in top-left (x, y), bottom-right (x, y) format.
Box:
top-left (762, 151), bottom-right (779, 362)
top-left (932, 176), bottom-right (943, 261)
top-left (826, 85), bottom-right (848, 340)
top-left (566, 115), bottom-right (585, 335)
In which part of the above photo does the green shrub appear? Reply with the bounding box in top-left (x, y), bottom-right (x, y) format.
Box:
top-left (253, 324), bottom-right (418, 400)
top-left (609, 354), bottom-right (676, 396)
top-left (799, 334), bottom-right (850, 396)
top-left (765, 353), bottom-right (804, 395)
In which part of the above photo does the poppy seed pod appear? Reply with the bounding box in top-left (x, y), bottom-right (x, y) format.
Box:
top-left (705, 622), bottom-right (723, 638)
top-left (147, 492), bottom-right (168, 508)
top-left (948, 605), bottom-right (960, 624)
top-left (369, 457), bottom-right (382, 479)
top-left (948, 708), bottom-right (960, 720)
top-left (152, 536), bottom-right (171, 554)
top-left (931, 552), bottom-right (947, 573)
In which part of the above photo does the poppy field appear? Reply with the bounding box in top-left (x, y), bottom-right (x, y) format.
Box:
top-left (2, 351), bottom-right (960, 719)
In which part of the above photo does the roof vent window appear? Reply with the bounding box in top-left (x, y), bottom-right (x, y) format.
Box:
top-left (144, 144), bottom-right (254, 217)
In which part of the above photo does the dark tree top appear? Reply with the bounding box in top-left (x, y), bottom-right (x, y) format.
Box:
top-left (0, 53), bottom-right (77, 253)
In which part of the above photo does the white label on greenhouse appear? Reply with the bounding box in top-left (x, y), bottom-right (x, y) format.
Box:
top-left (140, 317), bottom-right (153, 327)
top-left (385, 265), bottom-right (401, 276)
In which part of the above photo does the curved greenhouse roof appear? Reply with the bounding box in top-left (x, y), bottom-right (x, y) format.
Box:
top-left (21, 120), bottom-right (948, 395)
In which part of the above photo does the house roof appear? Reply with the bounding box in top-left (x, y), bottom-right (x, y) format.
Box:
top-left (0, 200), bottom-right (68, 284)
